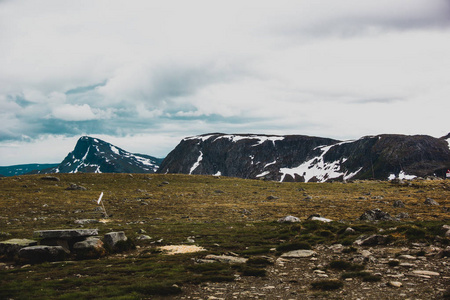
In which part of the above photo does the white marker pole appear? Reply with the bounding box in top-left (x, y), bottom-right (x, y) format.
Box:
top-left (97, 192), bottom-right (108, 218)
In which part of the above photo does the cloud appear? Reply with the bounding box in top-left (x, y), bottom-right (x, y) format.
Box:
top-left (0, 0), bottom-right (450, 165)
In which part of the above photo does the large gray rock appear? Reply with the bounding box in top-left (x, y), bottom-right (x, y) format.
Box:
top-left (73, 237), bottom-right (105, 258)
top-left (18, 245), bottom-right (67, 263)
top-left (0, 238), bottom-right (38, 257)
top-left (34, 229), bottom-right (98, 239)
top-left (104, 231), bottom-right (127, 249)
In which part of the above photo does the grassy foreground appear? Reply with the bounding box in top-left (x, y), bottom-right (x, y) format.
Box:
top-left (1, 173), bottom-right (449, 299)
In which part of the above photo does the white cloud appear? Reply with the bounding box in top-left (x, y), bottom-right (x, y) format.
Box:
top-left (50, 104), bottom-right (97, 121)
top-left (1, 0), bottom-right (450, 165)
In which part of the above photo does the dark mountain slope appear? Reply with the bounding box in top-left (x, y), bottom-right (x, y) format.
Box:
top-left (41, 136), bottom-right (162, 174)
top-left (158, 133), bottom-right (450, 182)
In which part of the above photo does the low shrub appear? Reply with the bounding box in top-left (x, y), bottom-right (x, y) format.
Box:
top-left (328, 260), bottom-right (364, 271)
top-left (311, 280), bottom-right (343, 291)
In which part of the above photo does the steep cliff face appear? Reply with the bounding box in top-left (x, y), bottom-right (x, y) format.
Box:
top-left (42, 136), bottom-right (162, 174)
top-left (158, 133), bottom-right (450, 182)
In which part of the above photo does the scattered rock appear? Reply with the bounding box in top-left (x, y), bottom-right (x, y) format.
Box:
top-left (277, 215), bottom-right (300, 223)
top-left (73, 237), bottom-right (105, 258)
top-left (34, 229), bottom-right (99, 239)
top-left (307, 214), bottom-right (332, 222)
top-left (396, 212), bottom-right (410, 219)
top-left (0, 238), bottom-right (38, 257)
top-left (424, 198), bottom-right (439, 206)
top-left (74, 219), bottom-right (100, 225)
top-left (398, 254), bottom-right (416, 260)
top-left (388, 281), bottom-right (403, 288)
top-left (280, 250), bottom-right (316, 258)
top-left (66, 183), bottom-right (87, 191)
top-left (19, 245), bottom-right (67, 263)
top-left (354, 234), bottom-right (390, 246)
top-left (412, 270), bottom-right (440, 276)
top-left (344, 227), bottom-right (356, 234)
top-left (104, 231), bottom-right (127, 249)
top-left (393, 200), bottom-right (405, 208)
top-left (204, 254), bottom-right (248, 264)
top-left (359, 208), bottom-right (394, 221)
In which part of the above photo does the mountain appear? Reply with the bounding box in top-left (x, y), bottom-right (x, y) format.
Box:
top-left (0, 164), bottom-right (59, 177)
top-left (40, 136), bottom-right (163, 174)
top-left (157, 133), bottom-right (450, 182)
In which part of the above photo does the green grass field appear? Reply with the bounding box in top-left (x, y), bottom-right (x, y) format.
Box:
top-left (1, 174), bottom-right (449, 299)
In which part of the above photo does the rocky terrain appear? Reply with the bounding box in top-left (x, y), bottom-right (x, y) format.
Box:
top-left (0, 173), bottom-right (449, 299)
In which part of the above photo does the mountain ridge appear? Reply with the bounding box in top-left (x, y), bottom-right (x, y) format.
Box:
top-left (37, 136), bottom-right (163, 174)
top-left (158, 132), bottom-right (450, 181)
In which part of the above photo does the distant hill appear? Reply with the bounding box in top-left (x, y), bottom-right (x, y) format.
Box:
top-left (0, 164), bottom-right (59, 177)
top-left (38, 136), bottom-right (163, 174)
top-left (158, 133), bottom-right (450, 182)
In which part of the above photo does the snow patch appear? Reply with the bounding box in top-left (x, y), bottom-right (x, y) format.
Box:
top-left (264, 161), bottom-right (277, 168)
top-left (81, 146), bottom-right (90, 161)
top-left (446, 138), bottom-right (450, 150)
top-left (256, 171), bottom-right (270, 178)
top-left (279, 141), bottom-right (359, 183)
top-left (388, 171), bottom-right (416, 180)
top-left (110, 145), bottom-right (121, 155)
top-left (190, 151), bottom-right (203, 174)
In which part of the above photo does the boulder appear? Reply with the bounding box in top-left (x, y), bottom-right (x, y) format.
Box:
top-left (277, 215), bottom-right (300, 223)
top-left (104, 231), bottom-right (127, 249)
top-left (73, 237), bottom-right (105, 259)
top-left (354, 234), bottom-right (391, 246)
top-left (18, 246), bottom-right (67, 263)
top-left (358, 208), bottom-right (394, 221)
top-left (34, 229), bottom-right (99, 239)
top-left (0, 238), bottom-right (38, 258)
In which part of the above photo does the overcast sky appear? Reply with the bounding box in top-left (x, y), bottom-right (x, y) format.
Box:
top-left (1, 0), bottom-right (450, 165)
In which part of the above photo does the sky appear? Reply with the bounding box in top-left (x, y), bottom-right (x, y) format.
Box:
top-left (1, 0), bottom-right (450, 165)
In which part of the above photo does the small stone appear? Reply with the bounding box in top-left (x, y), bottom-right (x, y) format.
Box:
top-left (424, 198), bottom-right (439, 206)
top-left (398, 255), bottom-right (416, 260)
top-left (204, 255), bottom-right (248, 264)
top-left (359, 208), bottom-right (394, 221)
top-left (388, 281), bottom-right (403, 288)
top-left (277, 215), bottom-right (300, 223)
top-left (412, 270), bottom-right (440, 276)
top-left (280, 250), bottom-right (316, 258)
top-left (344, 227), bottom-right (356, 234)
top-left (393, 200), bottom-right (405, 208)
